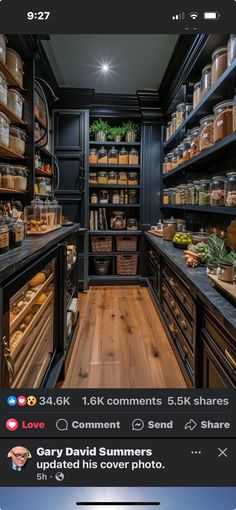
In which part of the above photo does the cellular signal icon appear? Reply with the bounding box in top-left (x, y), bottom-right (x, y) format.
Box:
top-left (172, 12), bottom-right (185, 20)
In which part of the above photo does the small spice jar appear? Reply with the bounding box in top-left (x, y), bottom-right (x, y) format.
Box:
top-left (0, 111), bottom-right (9, 147)
top-left (177, 143), bottom-right (184, 166)
top-left (200, 115), bottom-right (214, 151)
top-left (163, 156), bottom-right (168, 174)
top-left (97, 146), bottom-right (108, 164)
top-left (210, 176), bottom-right (225, 206)
top-left (163, 189), bottom-right (170, 205)
top-left (227, 34), bottom-right (236, 66)
top-left (128, 172), bottom-right (138, 185)
top-left (89, 148), bottom-right (98, 164)
top-left (108, 146), bottom-right (118, 164)
top-left (89, 172), bottom-right (97, 184)
top-left (199, 179), bottom-right (210, 206)
top-left (166, 152), bottom-right (173, 172)
top-left (127, 218), bottom-right (138, 231)
top-left (176, 103), bottom-right (185, 127)
top-left (128, 148), bottom-right (139, 165)
top-left (99, 190), bottom-right (109, 204)
top-left (108, 171), bottom-right (117, 184)
top-left (118, 172), bottom-right (128, 185)
top-left (193, 81), bottom-right (201, 109)
top-left (97, 171), bottom-right (108, 184)
top-left (118, 147), bottom-right (128, 165)
top-left (0, 222), bottom-right (9, 254)
top-left (172, 148), bottom-right (178, 169)
top-left (90, 193), bottom-right (98, 204)
top-left (112, 190), bottom-right (120, 204)
top-left (190, 127), bottom-right (200, 158)
top-left (0, 71), bottom-right (8, 106)
top-left (225, 171), bottom-right (236, 206)
top-left (190, 180), bottom-right (200, 205)
top-left (171, 112), bottom-right (177, 134)
top-left (213, 100), bottom-right (233, 144)
top-left (211, 46), bottom-right (228, 85)
top-left (183, 135), bottom-right (191, 162)
top-left (201, 64), bottom-right (212, 98)
top-left (128, 189), bottom-right (137, 204)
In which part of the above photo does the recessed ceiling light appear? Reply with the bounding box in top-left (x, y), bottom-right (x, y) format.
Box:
top-left (101, 63), bottom-right (109, 72)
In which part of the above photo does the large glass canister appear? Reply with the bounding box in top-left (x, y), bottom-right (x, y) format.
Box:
top-left (227, 34), bottom-right (236, 66)
top-left (128, 147), bottom-right (139, 165)
top-left (51, 198), bottom-right (62, 227)
top-left (199, 179), bottom-right (210, 206)
top-left (89, 147), bottom-right (98, 164)
top-left (210, 176), bottom-right (225, 206)
top-left (225, 171), bottom-right (236, 206)
top-left (166, 121), bottom-right (172, 142)
top-left (108, 171), bottom-right (117, 184)
top-left (211, 46), bottom-right (227, 85)
top-left (0, 163), bottom-right (14, 189)
top-left (0, 111), bottom-right (9, 147)
top-left (163, 156), bottom-right (168, 174)
top-left (0, 219), bottom-right (9, 254)
top-left (201, 64), bottom-right (212, 98)
top-left (176, 103), bottom-right (185, 128)
top-left (190, 180), bottom-right (200, 205)
top-left (97, 146), bottom-right (108, 164)
top-left (185, 103), bottom-right (193, 118)
top-left (193, 81), bottom-right (201, 109)
top-left (213, 100), bottom-right (233, 144)
top-left (190, 127), bottom-right (200, 158)
top-left (108, 146), bottom-right (119, 164)
top-left (24, 197), bottom-right (48, 233)
top-left (118, 147), bottom-right (128, 165)
top-left (185, 183), bottom-right (192, 205)
top-left (200, 115), bottom-right (214, 151)
top-left (110, 210), bottom-right (126, 230)
top-left (9, 126), bottom-right (27, 155)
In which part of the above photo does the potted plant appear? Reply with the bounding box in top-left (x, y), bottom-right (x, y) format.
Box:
top-left (108, 126), bottom-right (125, 142)
top-left (90, 119), bottom-right (110, 141)
top-left (122, 121), bottom-right (139, 142)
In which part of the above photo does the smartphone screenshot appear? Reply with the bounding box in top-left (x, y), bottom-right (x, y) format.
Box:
top-left (0, 0), bottom-right (235, 508)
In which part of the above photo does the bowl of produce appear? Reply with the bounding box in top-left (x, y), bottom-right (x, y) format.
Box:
top-left (191, 232), bottom-right (209, 244)
top-left (173, 231), bottom-right (192, 249)
top-left (186, 242), bottom-right (210, 265)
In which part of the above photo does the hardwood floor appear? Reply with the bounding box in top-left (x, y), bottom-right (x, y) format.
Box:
top-left (62, 286), bottom-right (187, 388)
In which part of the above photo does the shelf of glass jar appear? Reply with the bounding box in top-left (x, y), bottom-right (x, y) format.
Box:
top-left (90, 189), bottom-right (139, 206)
top-left (89, 146), bottom-right (140, 166)
top-left (89, 171), bottom-right (139, 187)
top-left (0, 162), bottom-right (28, 193)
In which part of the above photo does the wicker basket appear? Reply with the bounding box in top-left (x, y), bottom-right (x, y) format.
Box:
top-left (91, 235), bottom-right (112, 253)
top-left (116, 235), bottom-right (137, 252)
top-left (117, 255), bottom-right (138, 275)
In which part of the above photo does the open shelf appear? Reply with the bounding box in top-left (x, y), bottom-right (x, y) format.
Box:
top-left (0, 99), bottom-right (26, 126)
top-left (0, 187), bottom-right (25, 194)
top-left (89, 184), bottom-right (140, 189)
top-left (35, 168), bottom-right (53, 177)
top-left (35, 112), bottom-right (47, 130)
top-left (89, 230), bottom-right (142, 236)
top-left (35, 144), bottom-right (54, 159)
top-left (161, 205), bottom-right (236, 215)
top-left (89, 203), bottom-right (140, 208)
top-left (0, 143), bottom-right (25, 159)
top-left (89, 141), bottom-right (141, 146)
top-left (164, 59), bottom-right (236, 151)
top-left (0, 58), bottom-right (24, 91)
top-left (89, 164), bottom-right (140, 169)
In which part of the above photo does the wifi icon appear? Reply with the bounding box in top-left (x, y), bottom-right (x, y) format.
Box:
top-left (189, 12), bottom-right (199, 19)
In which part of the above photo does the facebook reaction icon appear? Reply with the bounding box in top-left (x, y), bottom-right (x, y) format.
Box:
top-left (7, 396), bottom-right (17, 407)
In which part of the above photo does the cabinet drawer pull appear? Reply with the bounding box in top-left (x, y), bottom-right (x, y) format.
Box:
top-left (181, 320), bottom-right (187, 329)
top-left (162, 286), bottom-right (166, 293)
top-left (175, 308), bottom-right (180, 317)
top-left (183, 345), bottom-right (188, 354)
top-left (225, 349), bottom-right (236, 369)
top-left (170, 300), bottom-right (175, 309)
top-left (169, 277), bottom-right (176, 288)
top-left (2, 336), bottom-right (15, 383)
top-left (169, 323), bottom-right (177, 335)
top-left (183, 293), bottom-right (187, 302)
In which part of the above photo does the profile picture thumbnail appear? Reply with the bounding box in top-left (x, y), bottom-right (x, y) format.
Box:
top-left (7, 446), bottom-right (32, 472)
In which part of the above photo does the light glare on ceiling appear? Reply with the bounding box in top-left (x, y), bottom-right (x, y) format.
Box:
top-left (101, 63), bottom-right (109, 72)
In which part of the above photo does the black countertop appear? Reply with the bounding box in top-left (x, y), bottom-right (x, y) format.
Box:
top-left (0, 224), bottom-right (82, 283)
top-left (145, 232), bottom-right (236, 337)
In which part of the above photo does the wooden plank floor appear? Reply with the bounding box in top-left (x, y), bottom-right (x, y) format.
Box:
top-left (62, 286), bottom-right (187, 388)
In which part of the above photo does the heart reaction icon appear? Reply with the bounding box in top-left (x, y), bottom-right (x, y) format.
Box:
top-left (6, 418), bottom-right (19, 431)
top-left (18, 396), bottom-right (27, 407)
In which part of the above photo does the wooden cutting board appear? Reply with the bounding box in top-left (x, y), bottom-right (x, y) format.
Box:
top-left (208, 274), bottom-right (236, 302)
top-left (148, 230), bottom-right (163, 237)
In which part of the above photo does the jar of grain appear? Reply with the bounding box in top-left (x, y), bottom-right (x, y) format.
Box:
top-left (200, 115), bottom-right (214, 151)
top-left (0, 71), bottom-right (8, 106)
top-left (89, 172), bottom-right (97, 184)
top-left (172, 148), bottom-right (178, 169)
top-left (177, 143), bottom-right (184, 166)
top-left (190, 180), bottom-right (200, 205)
top-left (165, 121), bottom-right (172, 142)
top-left (213, 100), bottom-right (233, 143)
top-left (193, 81), bottom-right (201, 109)
top-left (166, 152), bottom-right (173, 172)
top-left (1, 164), bottom-right (14, 189)
top-left (225, 171), bottom-right (236, 207)
top-left (185, 183), bottom-right (192, 205)
top-left (170, 188), bottom-right (176, 205)
top-left (0, 111), bottom-right (9, 147)
top-left (97, 146), bottom-right (108, 164)
top-left (199, 179), bottom-right (210, 206)
top-left (6, 48), bottom-right (24, 87)
top-left (118, 147), bottom-right (128, 165)
top-left (163, 189), bottom-right (170, 205)
top-left (0, 34), bottom-right (7, 64)
top-left (118, 172), bottom-right (127, 185)
top-left (176, 103), bottom-right (185, 127)
top-left (128, 148), bottom-right (139, 165)
top-left (211, 46), bottom-right (227, 85)
top-left (183, 135), bottom-right (191, 162)
top-left (171, 112), bottom-right (177, 133)
top-left (108, 146), bottom-right (118, 164)
top-left (91, 193), bottom-right (98, 204)
top-left (227, 34), bottom-right (236, 66)
top-left (7, 89), bottom-right (24, 119)
top-left (0, 222), bottom-right (9, 254)
top-left (89, 148), bottom-right (98, 164)
top-left (210, 176), bottom-right (225, 206)
top-left (190, 127), bottom-right (200, 158)
top-left (163, 156), bottom-right (168, 174)
top-left (13, 165), bottom-right (28, 191)
top-left (128, 172), bottom-right (138, 185)
top-left (108, 171), bottom-right (117, 184)
top-left (128, 189), bottom-right (137, 204)
top-left (175, 185), bottom-right (186, 205)
top-left (9, 126), bottom-right (27, 155)
top-left (97, 171), bottom-right (108, 184)
top-left (201, 64), bottom-right (212, 98)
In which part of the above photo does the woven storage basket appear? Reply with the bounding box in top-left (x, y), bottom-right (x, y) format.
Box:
top-left (91, 235), bottom-right (112, 253)
top-left (116, 235), bottom-right (137, 252)
top-left (117, 255), bottom-right (138, 275)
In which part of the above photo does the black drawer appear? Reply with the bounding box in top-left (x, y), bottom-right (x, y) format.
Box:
top-left (163, 264), bottom-right (196, 319)
top-left (202, 314), bottom-right (236, 379)
top-left (202, 336), bottom-right (236, 388)
top-left (162, 281), bottom-right (194, 348)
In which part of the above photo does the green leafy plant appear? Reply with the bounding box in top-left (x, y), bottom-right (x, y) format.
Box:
top-left (122, 121), bottom-right (139, 134)
top-left (107, 126), bottom-right (125, 140)
top-left (89, 119), bottom-right (110, 135)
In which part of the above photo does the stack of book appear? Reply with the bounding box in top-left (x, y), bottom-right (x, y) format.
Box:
top-left (89, 208), bottom-right (108, 231)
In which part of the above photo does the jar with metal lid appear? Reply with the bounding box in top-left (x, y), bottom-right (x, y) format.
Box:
top-left (13, 165), bottom-right (28, 191)
top-left (127, 218), bottom-right (138, 231)
top-left (166, 152), bottom-right (173, 172)
top-left (6, 48), bottom-right (24, 87)
top-left (193, 81), bottom-right (201, 109)
top-left (0, 163), bottom-right (14, 189)
top-left (163, 156), bottom-right (168, 174)
top-left (108, 146), bottom-right (118, 164)
top-left (107, 171), bottom-right (116, 185)
top-left (166, 121), bottom-right (172, 141)
top-left (171, 112), bottom-right (177, 133)
top-left (199, 115), bottom-right (214, 151)
top-left (183, 136), bottom-right (191, 162)
top-left (9, 126), bottom-right (27, 155)
top-left (185, 183), bottom-right (192, 205)
top-left (112, 190), bottom-right (120, 204)
top-left (176, 103), bottom-right (185, 127)
top-left (0, 222), bottom-right (9, 254)
top-left (89, 147), bottom-right (98, 164)
top-left (172, 148), bottom-right (178, 169)
top-left (0, 34), bottom-right (7, 63)
top-left (118, 147), bottom-right (128, 165)
top-left (201, 64), bottom-right (212, 97)
top-left (199, 179), bottom-right (210, 206)
top-left (110, 210), bottom-right (126, 230)
top-left (99, 190), bottom-right (109, 204)
top-left (170, 188), bottom-right (176, 205)
top-left (128, 148), bottom-right (139, 165)
top-left (210, 176), bottom-right (225, 206)
top-left (118, 172), bottom-right (127, 185)
top-left (163, 218), bottom-right (177, 241)
top-left (233, 89), bottom-right (236, 133)
top-left (39, 177), bottom-right (47, 195)
top-left (0, 111), bottom-right (9, 147)
top-left (176, 185), bottom-right (186, 205)
top-left (128, 172), bottom-right (138, 185)
top-left (225, 171), bottom-right (236, 206)
top-left (185, 103), bottom-right (193, 118)
top-left (163, 189), bottom-right (170, 205)
top-left (211, 46), bottom-right (227, 85)
top-left (128, 189), bottom-right (137, 204)
top-left (7, 89), bottom-right (24, 119)
top-left (190, 127), bottom-right (200, 158)
top-left (228, 34), bottom-right (236, 66)
top-left (11, 219), bottom-right (25, 248)
top-left (190, 180), bottom-right (200, 205)
top-left (97, 146), bottom-right (108, 164)
top-left (97, 171), bottom-right (108, 184)
top-left (213, 100), bottom-right (233, 143)
top-left (90, 193), bottom-right (98, 204)
top-left (0, 71), bottom-right (7, 106)
top-left (177, 143), bottom-right (184, 166)
top-left (89, 172), bottom-right (97, 184)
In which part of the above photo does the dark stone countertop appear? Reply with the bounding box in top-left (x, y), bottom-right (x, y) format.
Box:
top-left (145, 232), bottom-right (236, 338)
top-left (0, 224), bottom-right (82, 283)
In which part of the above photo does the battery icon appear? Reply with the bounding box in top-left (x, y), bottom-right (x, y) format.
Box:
top-left (203, 11), bottom-right (220, 20)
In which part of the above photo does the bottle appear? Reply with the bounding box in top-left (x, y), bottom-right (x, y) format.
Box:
top-left (39, 178), bottom-right (47, 195)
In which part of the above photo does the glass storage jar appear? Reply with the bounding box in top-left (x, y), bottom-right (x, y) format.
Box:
top-left (176, 103), bottom-right (185, 127)
top-left (225, 171), bottom-right (236, 206)
top-left (0, 163), bottom-right (14, 189)
top-left (199, 179), bottom-right (210, 206)
top-left (127, 218), bottom-right (138, 231)
top-left (39, 177), bottom-right (47, 195)
top-left (13, 165), bottom-right (28, 192)
top-left (170, 188), bottom-right (176, 205)
top-left (166, 152), bottom-right (173, 172)
top-left (108, 171), bottom-right (117, 184)
top-left (97, 146), bottom-right (108, 164)
top-left (7, 89), bottom-right (24, 119)
top-left (183, 135), bottom-right (191, 161)
top-left (177, 143), bottom-right (184, 166)
top-left (210, 175), bottom-right (225, 206)
top-left (172, 148), bottom-right (178, 169)
top-left (166, 121), bottom-right (172, 142)
top-left (193, 81), bottom-right (201, 109)
top-left (0, 34), bottom-right (7, 63)
top-left (190, 180), bottom-right (200, 205)
top-left (163, 218), bottom-right (177, 241)
top-left (163, 189), bottom-right (170, 205)
top-left (171, 112), bottom-right (177, 133)
top-left (211, 46), bottom-right (227, 85)
top-left (0, 71), bottom-right (8, 106)
top-left (213, 100), bottom-right (233, 143)
top-left (118, 172), bottom-right (127, 185)
top-left (119, 189), bottom-right (125, 204)
top-left (6, 48), bottom-right (24, 87)
top-left (185, 183), bottom-right (192, 205)
top-left (163, 156), bottom-right (168, 174)
top-left (118, 147), bottom-right (128, 165)
top-left (89, 172), bottom-right (97, 184)
top-left (175, 185), bottom-right (186, 205)
top-left (185, 103), bottom-right (193, 117)
top-left (99, 190), bottom-right (109, 204)
top-left (110, 210), bottom-right (126, 230)
top-left (9, 126), bottom-right (27, 155)
top-left (201, 64), bottom-right (212, 97)
top-left (128, 189), bottom-right (137, 204)
top-left (228, 34), bottom-right (236, 66)
top-left (0, 222), bottom-right (9, 254)
top-left (108, 146), bottom-right (119, 164)
top-left (190, 127), bottom-right (200, 158)
top-left (128, 148), bottom-right (139, 165)
top-left (112, 190), bottom-right (120, 204)
top-left (24, 198), bottom-right (49, 233)
top-left (89, 148), bottom-right (98, 164)
top-left (97, 171), bottom-right (108, 184)
top-left (128, 172), bottom-right (138, 185)
top-left (200, 115), bottom-right (214, 151)
top-left (233, 89), bottom-right (236, 132)
top-left (0, 111), bottom-right (9, 147)
top-left (91, 192), bottom-right (98, 204)
top-left (11, 219), bottom-right (25, 248)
